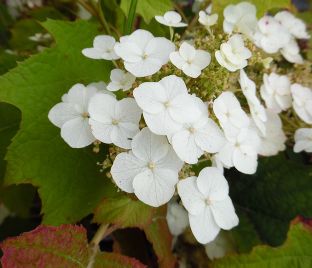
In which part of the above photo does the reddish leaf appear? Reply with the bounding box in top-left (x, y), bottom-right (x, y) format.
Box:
top-left (1, 224), bottom-right (146, 268)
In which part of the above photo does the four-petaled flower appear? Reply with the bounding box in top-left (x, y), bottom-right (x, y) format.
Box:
top-left (178, 167), bottom-right (239, 244)
top-left (260, 73), bottom-right (292, 113)
top-left (114, 29), bottom-right (175, 77)
top-left (170, 42), bottom-right (211, 78)
top-left (107, 68), bottom-right (136, 92)
top-left (111, 128), bottom-right (183, 207)
top-left (82, 35), bottom-right (119, 60)
top-left (198, 11), bottom-right (218, 28)
top-left (171, 97), bottom-right (225, 164)
top-left (291, 83), bottom-right (312, 124)
top-left (88, 93), bottom-right (142, 149)
top-left (133, 75), bottom-right (201, 135)
top-left (215, 34), bottom-right (252, 72)
top-left (155, 11), bottom-right (187, 27)
top-left (48, 82), bottom-right (111, 148)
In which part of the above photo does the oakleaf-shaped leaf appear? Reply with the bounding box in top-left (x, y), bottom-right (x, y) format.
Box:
top-left (1, 224), bottom-right (146, 268)
top-left (94, 193), bottom-right (155, 228)
top-left (212, 217), bottom-right (312, 268)
top-left (0, 19), bottom-right (113, 224)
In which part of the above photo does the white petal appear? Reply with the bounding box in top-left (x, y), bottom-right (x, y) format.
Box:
top-left (111, 152), bottom-right (146, 193)
top-left (233, 149), bottom-right (258, 174)
top-left (182, 63), bottom-right (202, 78)
top-left (179, 42), bottom-right (196, 61)
top-left (210, 197), bottom-right (239, 230)
top-left (124, 58), bottom-right (162, 77)
top-left (143, 110), bottom-right (182, 135)
top-left (128, 29), bottom-right (154, 50)
top-left (193, 50), bottom-right (211, 69)
top-left (170, 94), bottom-right (202, 123)
top-left (116, 98), bottom-right (142, 124)
top-left (156, 146), bottom-right (184, 171)
top-left (133, 82), bottom-right (166, 114)
top-left (133, 168), bottom-right (177, 207)
top-left (145, 37), bottom-right (175, 64)
top-left (170, 51), bottom-right (185, 69)
top-left (131, 127), bottom-right (169, 162)
top-left (189, 207), bottom-right (220, 244)
top-left (88, 93), bottom-right (116, 123)
top-left (159, 74), bottom-right (188, 97)
top-left (48, 103), bottom-right (80, 128)
top-left (66, 83), bottom-right (94, 111)
top-left (217, 142), bottom-right (234, 168)
top-left (82, 48), bottom-right (103, 59)
top-left (93, 35), bottom-right (115, 50)
top-left (114, 42), bottom-right (142, 63)
top-left (61, 117), bottom-right (95, 148)
top-left (195, 119), bottom-right (225, 153)
top-left (167, 202), bottom-right (189, 236)
top-left (196, 167), bottom-right (229, 201)
top-left (177, 176), bottom-right (205, 215)
top-left (172, 130), bottom-right (203, 164)
top-left (89, 119), bottom-right (114, 144)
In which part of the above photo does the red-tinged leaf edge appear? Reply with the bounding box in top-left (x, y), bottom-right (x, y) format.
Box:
top-left (97, 252), bottom-right (147, 268)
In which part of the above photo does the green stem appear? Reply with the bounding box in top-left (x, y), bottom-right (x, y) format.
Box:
top-left (124, 0), bottom-right (138, 34)
top-left (169, 27), bottom-right (174, 41)
top-left (98, 0), bottom-right (112, 35)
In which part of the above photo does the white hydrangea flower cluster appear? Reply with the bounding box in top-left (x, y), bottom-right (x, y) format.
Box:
top-left (48, 3), bottom-right (311, 247)
top-left (223, 1), bottom-right (310, 64)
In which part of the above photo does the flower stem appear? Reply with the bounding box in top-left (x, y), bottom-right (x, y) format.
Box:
top-left (124, 0), bottom-right (138, 34)
top-left (169, 27), bottom-right (174, 41)
top-left (87, 223), bottom-right (109, 268)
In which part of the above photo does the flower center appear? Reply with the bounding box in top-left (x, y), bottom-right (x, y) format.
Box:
top-left (142, 53), bottom-right (148, 60)
top-left (112, 119), bottom-right (119, 125)
top-left (164, 101), bottom-right (171, 108)
top-left (205, 198), bottom-right (212, 206)
top-left (188, 127), bottom-right (196, 133)
top-left (82, 112), bottom-right (89, 118)
top-left (147, 161), bottom-right (156, 170)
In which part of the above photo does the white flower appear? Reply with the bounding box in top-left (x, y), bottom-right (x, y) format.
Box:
top-left (155, 11), bottom-right (187, 27)
top-left (217, 127), bottom-right (260, 174)
top-left (205, 232), bottom-right (234, 260)
top-left (256, 110), bottom-right (286, 156)
top-left (177, 167), bottom-right (239, 244)
top-left (223, 2), bottom-right (257, 38)
top-left (166, 201), bottom-right (189, 236)
top-left (239, 70), bottom-right (267, 135)
top-left (170, 42), bottom-right (211, 78)
top-left (275, 11), bottom-right (310, 40)
top-left (114, 30), bottom-right (175, 77)
top-left (294, 128), bottom-right (312, 153)
top-left (82, 35), bottom-right (119, 60)
top-left (213, 91), bottom-right (250, 135)
top-left (111, 128), bottom-right (183, 207)
top-left (48, 82), bottom-right (110, 148)
top-left (291, 83), bottom-right (312, 124)
top-left (88, 94), bottom-right (142, 149)
top-left (260, 73), bottom-right (292, 113)
top-left (198, 11), bottom-right (218, 28)
top-left (215, 34), bottom-right (252, 72)
top-left (133, 75), bottom-right (201, 135)
top-left (107, 69), bottom-right (136, 92)
top-left (280, 38), bottom-right (303, 64)
top-left (172, 97), bottom-right (225, 164)
top-left (253, 16), bottom-right (291, 54)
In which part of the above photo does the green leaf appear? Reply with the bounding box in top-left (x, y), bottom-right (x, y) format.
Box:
top-left (1, 224), bottom-right (146, 268)
top-left (120, 0), bottom-right (172, 24)
top-left (230, 210), bottom-right (262, 253)
top-left (143, 207), bottom-right (176, 268)
top-left (212, 218), bottom-right (312, 268)
top-left (230, 153), bottom-right (312, 246)
top-left (0, 19), bottom-right (113, 224)
top-left (94, 193), bottom-right (155, 228)
top-left (212, 0), bottom-right (291, 17)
